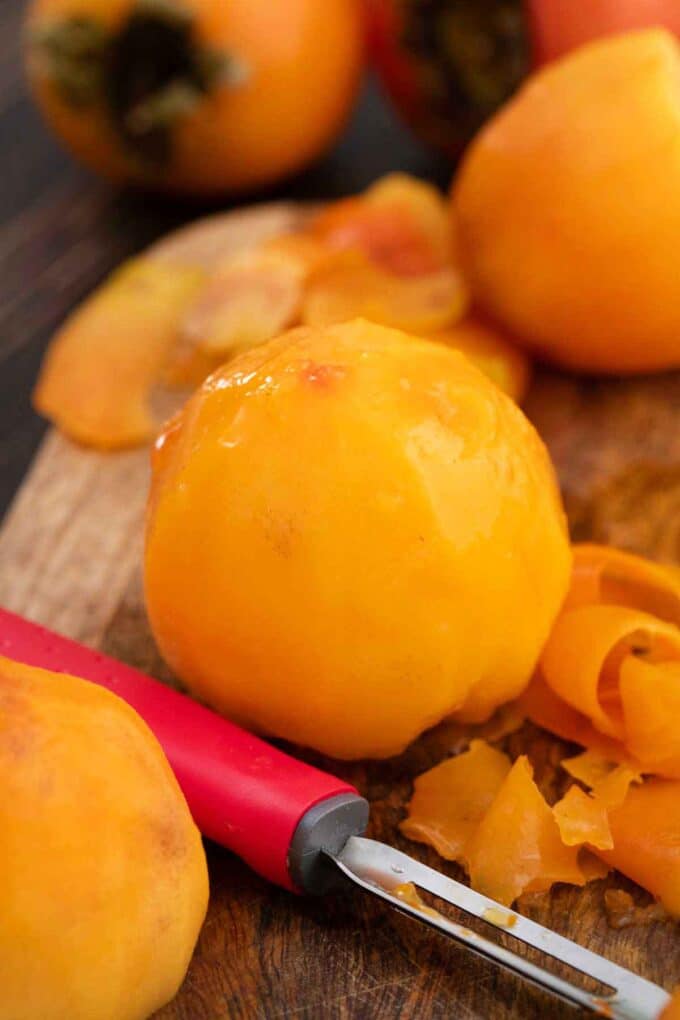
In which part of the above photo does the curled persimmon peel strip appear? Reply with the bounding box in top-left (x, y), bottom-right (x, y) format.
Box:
top-left (539, 603), bottom-right (680, 741)
top-left (567, 543), bottom-right (680, 624)
top-left (597, 779), bottom-right (680, 918)
top-left (533, 545), bottom-right (680, 777)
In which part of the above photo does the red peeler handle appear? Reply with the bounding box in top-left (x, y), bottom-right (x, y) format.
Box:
top-left (0, 608), bottom-right (368, 893)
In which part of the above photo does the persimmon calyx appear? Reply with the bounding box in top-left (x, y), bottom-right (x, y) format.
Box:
top-left (29, 0), bottom-right (247, 165)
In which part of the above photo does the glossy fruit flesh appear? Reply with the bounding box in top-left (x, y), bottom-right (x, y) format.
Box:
top-left (145, 319), bottom-right (570, 759)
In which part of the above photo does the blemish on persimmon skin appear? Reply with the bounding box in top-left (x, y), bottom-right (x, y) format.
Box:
top-left (299, 361), bottom-right (347, 389)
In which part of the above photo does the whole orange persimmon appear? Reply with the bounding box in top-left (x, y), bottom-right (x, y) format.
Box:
top-left (145, 319), bottom-right (570, 760)
top-left (454, 29), bottom-right (680, 374)
top-left (25, 0), bottom-right (364, 195)
top-left (0, 655), bottom-right (208, 1020)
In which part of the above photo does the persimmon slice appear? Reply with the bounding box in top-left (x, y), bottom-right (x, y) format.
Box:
top-left (400, 739), bottom-right (511, 863)
top-left (302, 251), bottom-right (468, 333)
top-left (466, 756), bottom-right (584, 906)
top-left (33, 258), bottom-right (204, 449)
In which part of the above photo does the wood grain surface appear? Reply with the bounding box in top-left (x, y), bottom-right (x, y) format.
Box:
top-left (1, 200), bottom-right (679, 1020)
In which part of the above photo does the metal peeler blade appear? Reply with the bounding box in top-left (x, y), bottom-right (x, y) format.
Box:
top-left (328, 836), bottom-right (670, 1020)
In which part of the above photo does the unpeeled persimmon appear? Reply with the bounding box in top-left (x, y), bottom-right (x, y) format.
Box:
top-left (145, 319), bottom-right (570, 759)
top-left (25, 0), bottom-right (364, 195)
top-left (454, 29), bottom-right (680, 374)
top-left (0, 655), bottom-right (208, 1020)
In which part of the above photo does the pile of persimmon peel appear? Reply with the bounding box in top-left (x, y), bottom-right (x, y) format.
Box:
top-left (401, 543), bottom-right (680, 915)
top-left (32, 174), bottom-right (529, 450)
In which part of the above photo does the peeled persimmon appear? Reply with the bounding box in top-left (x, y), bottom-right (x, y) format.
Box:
top-left (454, 29), bottom-right (680, 374)
top-left (25, 0), bottom-right (364, 195)
top-left (0, 655), bottom-right (208, 1020)
top-left (145, 319), bottom-right (570, 759)
top-left (428, 316), bottom-right (531, 403)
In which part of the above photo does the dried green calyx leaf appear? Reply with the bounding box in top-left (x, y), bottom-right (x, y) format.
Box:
top-left (29, 0), bottom-right (247, 168)
top-left (30, 16), bottom-right (108, 107)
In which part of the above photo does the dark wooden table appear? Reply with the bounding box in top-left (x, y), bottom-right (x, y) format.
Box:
top-left (0, 0), bottom-right (450, 521)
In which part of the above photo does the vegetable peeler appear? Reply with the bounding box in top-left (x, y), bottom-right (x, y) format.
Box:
top-left (0, 607), bottom-right (670, 1020)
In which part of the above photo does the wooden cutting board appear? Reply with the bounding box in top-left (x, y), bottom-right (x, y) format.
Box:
top-left (1, 203), bottom-right (679, 1020)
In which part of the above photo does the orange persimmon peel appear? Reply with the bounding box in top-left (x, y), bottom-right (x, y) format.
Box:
top-left (566, 543), bottom-right (680, 624)
top-left (302, 249), bottom-right (468, 334)
top-left (540, 603), bottom-right (680, 741)
top-left (399, 739), bottom-right (511, 864)
top-left (527, 544), bottom-right (680, 778)
top-left (402, 746), bottom-right (587, 907)
top-left (465, 756), bottom-right (584, 906)
top-left (552, 785), bottom-right (613, 850)
top-left (309, 173), bottom-right (453, 276)
top-left (33, 258), bottom-right (204, 449)
top-left (597, 778), bottom-right (680, 917)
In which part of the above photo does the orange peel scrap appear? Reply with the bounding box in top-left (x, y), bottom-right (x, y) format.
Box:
top-left (578, 851), bottom-right (610, 882)
top-left (309, 173), bottom-right (452, 276)
top-left (552, 785), bottom-right (613, 850)
top-left (620, 658), bottom-right (680, 778)
top-left (402, 745), bottom-right (586, 907)
top-left (660, 990), bottom-right (680, 1019)
top-left (566, 544), bottom-right (680, 623)
top-left (302, 250), bottom-right (468, 333)
top-left (597, 778), bottom-right (680, 917)
top-left (518, 674), bottom-right (626, 762)
top-left (540, 604), bottom-right (680, 742)
top-left (561, 749), bottom-right (627, 789)
top-left (533, 546), bottom-right (680, 778)
top-left (173, 237), bottom-right (330, 372)
top-left (466, 756), bottom-right (584, 906)
top-left (399, 740), bottom-right (511, 864)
